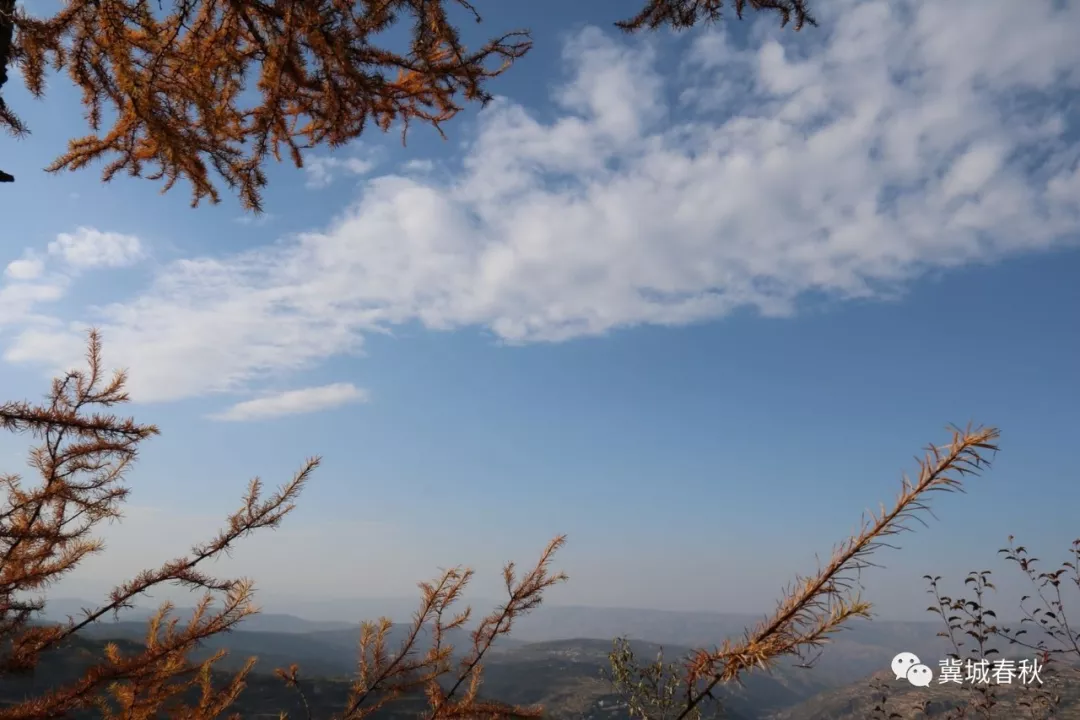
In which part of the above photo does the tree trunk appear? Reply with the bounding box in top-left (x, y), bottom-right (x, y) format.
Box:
top-left (1, 0), bottom-right (17, 182)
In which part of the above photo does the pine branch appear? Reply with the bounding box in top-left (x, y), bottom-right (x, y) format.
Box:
top-left (3, 0), bottom-right (813, 206)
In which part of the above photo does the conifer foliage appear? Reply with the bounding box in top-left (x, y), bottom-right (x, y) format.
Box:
top-left (0, 331), bottom-right (569, 719)
top-left (0, 330), bottom-right (1004, 720)
top-left (0, 0), bottom-right (814, 204)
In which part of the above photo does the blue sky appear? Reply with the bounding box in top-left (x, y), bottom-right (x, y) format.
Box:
top-left (1, 0), bottom-right (1079, 622)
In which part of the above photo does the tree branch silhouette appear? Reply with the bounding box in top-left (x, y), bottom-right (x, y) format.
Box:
top-left (0, 0), bottom-right (814, 204)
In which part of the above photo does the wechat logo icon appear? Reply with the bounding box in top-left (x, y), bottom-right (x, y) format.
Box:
top-left (891, 652), bottom-right (933, 687)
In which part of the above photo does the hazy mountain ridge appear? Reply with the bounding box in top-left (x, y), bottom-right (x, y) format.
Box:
top-left (42, 597), bottom-right (994, 653)
top-left (29, 599), bottom-right (1073, 718)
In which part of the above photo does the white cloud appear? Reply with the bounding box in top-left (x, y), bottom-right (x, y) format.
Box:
top-left (4, 256), bottom-right (44, 280)
top-left (401, 159), bottom-right (435, 174)
top-left (304, 155), bottom-right (376, 189)
top-left (0, 280), bottom-right (68, 325)
top-left (4, 0), bottom-right (1080, 402)
top-left (3, 325), bottom-right (85, 363)
top-left (48, 227), bottom-right (145, 269)
top-left (0, 227), bottom-right (142, 326)
top-left (210, 383), bottom-right (370, 421)
top-left (234, 212), bottom-right (277, 227)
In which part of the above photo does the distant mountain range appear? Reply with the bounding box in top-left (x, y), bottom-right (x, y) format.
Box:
top-left (38, 596), bottom-right (985, 683)
top-left (26, 598), bottom-right (1074, 718)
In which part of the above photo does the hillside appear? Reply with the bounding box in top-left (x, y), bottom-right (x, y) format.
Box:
top-left (0, 628), bottom-right (828, 718)
top-left (43, 599), bottom-right (1017, 682)
top-left (769, 665), bottom-right (1080, 720)
top-left (18, 604), bottom-right (1075, 718)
